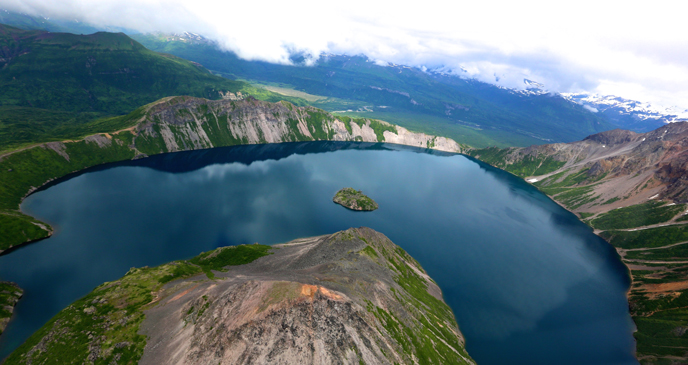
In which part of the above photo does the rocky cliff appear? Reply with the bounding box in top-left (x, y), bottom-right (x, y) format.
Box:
top-left (130, 96), bottom-right (463, 156)
top-left (5, 228), bottom-right (474, 365)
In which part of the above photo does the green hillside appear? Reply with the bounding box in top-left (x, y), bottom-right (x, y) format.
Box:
top-left (0, 24), bottom-right (302, 152)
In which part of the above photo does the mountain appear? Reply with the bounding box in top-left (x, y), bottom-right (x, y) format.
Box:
top-left (0, 95), bottom-right (463, 254)
top-left (4, 227), bottom-right (474, 364)
top-left (468, 122), bottom-right (688, 364)
top-left (562, 93), bottom-right (687, 132)
top-left (0, 24), bottom-right (303, 153)
top-left (0, 9), bottom-right (126, 35)
top-left (131, 33), bottom-right (616, 148)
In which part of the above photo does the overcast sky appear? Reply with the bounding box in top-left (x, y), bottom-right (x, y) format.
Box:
top-left (4, 0), bottom-right (687, 109)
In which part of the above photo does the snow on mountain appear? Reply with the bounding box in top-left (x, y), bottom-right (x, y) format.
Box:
top-left (513, 78), bottom-right (549, 96)
top-left (562, 93), bottom-right (688, 124)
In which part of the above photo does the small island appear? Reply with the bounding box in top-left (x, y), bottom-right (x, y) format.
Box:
top-left (333, 187), bottom-right (379, 211)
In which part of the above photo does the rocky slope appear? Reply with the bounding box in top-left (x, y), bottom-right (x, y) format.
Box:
top-left (5, 228), bottom-right (474, 365)
top-left (469, 121), bottom-right (688, 211)
top-left (469, 121), bottom-right (688, 364)
top-left (0, 96), bottom-right (463, 254)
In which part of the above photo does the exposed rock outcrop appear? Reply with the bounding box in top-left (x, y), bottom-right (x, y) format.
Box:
top-left (7, 229), bottom-right (474, 365)
top-left (133, 96), bottom-right (463, 155)
top-left (140, 228), bottom-right (474, 364)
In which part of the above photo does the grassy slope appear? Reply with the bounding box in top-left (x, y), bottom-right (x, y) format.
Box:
top-left (465, 147), bottom-right (566, 178)
top-left (132, 34), bottom-right (615, 148)
top-left (3, 244), bottom-right (272, 365)
top-left (0, 24), bottom-right (306, 153)
top-left (470, 146), bottom-right (688, 364)
top-left (0, 282), bottom-right (23, 336)
top-left (358, 231), bottom-right (472, 363)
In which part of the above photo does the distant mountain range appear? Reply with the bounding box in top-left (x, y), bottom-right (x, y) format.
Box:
top-left (1, 9), bottom-right (685, 149)
top-left (131, 32), bottom-right (616, 148)
top-left (562, 93), bottom-right (687, 131)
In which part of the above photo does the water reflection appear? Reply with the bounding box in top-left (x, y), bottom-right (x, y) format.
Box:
top-left (0, 142), bottom-right (636, 364)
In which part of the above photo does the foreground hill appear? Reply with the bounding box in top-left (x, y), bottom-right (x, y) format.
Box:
top-left (4, 228), bottom-right (474, 364)
top-left (0, 96), bottom-right (462, 253)
top-left (469, 122), bottom-right (688, 364)
top-left (0, 24), bottom-right (300, 152)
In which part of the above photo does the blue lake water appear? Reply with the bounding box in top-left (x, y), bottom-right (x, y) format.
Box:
top-left (0, 142), bottom-right (637, 364)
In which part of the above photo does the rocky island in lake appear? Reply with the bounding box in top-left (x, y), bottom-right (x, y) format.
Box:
top-left (333, 187), bottom-right (379, 211)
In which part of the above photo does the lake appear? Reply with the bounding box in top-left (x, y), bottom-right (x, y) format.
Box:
top-left (0, 142), bottom-right (637, 364)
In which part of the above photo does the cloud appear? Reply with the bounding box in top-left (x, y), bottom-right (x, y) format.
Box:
top-left (583, 105), bottom-right (598, 113)
top-left (3, 0), bottom-right (688, 108)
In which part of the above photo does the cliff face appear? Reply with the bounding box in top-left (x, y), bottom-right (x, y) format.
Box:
top-left (6, 228), bottom-right (474, 365)
top-left (131, 96), bottom-right (463, 156)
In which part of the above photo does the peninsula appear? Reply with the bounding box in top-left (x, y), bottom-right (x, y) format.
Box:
top-left (5, 228), bottom-right (474, 365)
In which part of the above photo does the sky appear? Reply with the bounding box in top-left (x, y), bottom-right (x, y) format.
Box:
top-left (3, 0), bottom-right (687, 109)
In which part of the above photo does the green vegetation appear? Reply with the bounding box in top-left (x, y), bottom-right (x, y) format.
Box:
top-left (602, 196), bottom-right (621, 205)
top-left (624, 244), bottom-right (688, 261)
top-left (590, 201), bottom-right (686, 230)
top-left (0, 210), bottom-right (51, 251)
top-left (188, 244), bottom-right (272, 279)
top-left (0, 131), bottom-right (136, 251)
top-left (466, 147), bottom-right (565, 177)
top-left (333, 187), bottom-right (379, 211)
top-left (0, 282), bottom-right (23, 335)
top-left (600, 225), bottom-right (688, 249)
top-left (0, 24), bottom-right (306, 153)
top-left (633, 308), bottom-right (688, 360)
top-left (361, 238), bottom-right (472, 364)
top-left (4, 243), bottom-right (271, 364)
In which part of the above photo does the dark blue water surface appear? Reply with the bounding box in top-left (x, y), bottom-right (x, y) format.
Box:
top-left (0, 142), bottom-right (637, 364)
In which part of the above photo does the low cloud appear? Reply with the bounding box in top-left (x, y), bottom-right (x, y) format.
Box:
top-left (583, 105), bottom-right (599, 113)
top-left (3, 0), bottom-right (687, 108)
